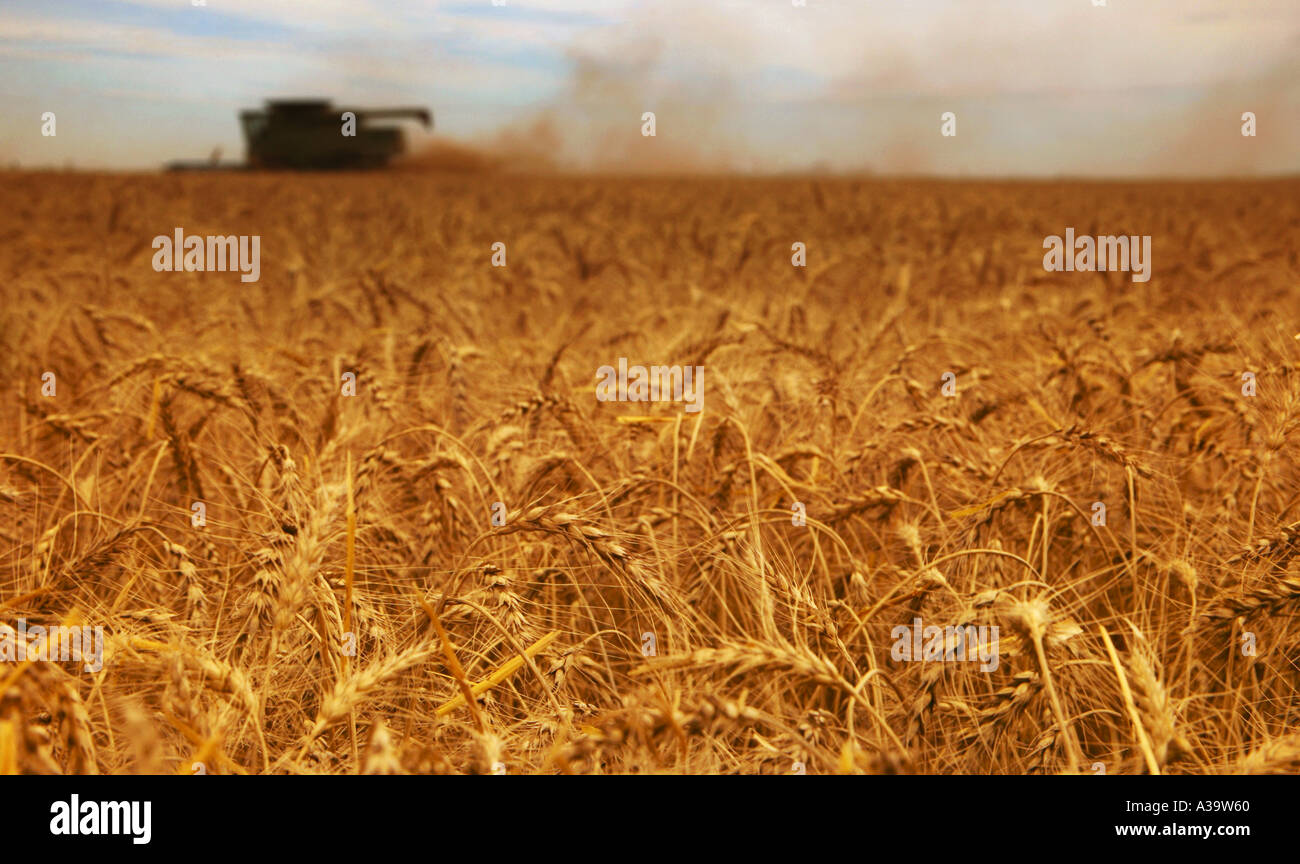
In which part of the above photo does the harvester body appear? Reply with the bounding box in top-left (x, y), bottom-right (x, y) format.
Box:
top-left (239, 99), bottom-right (432, 170)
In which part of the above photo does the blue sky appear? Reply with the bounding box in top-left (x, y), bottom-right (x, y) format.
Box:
top-left (1, 0), bottom-right (1297, 174)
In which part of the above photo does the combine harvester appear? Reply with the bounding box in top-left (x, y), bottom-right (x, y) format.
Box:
top-left (166, 99), bottom-right (433, 171)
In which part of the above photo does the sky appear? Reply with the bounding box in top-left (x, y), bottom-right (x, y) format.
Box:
top-left (0, 0), bottom-right (1297, 175)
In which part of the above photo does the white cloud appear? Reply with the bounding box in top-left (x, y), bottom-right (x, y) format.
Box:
top-left (2, 0), bottom-right (1297, 172)
top-left (0, 12), bottom-right (294, 60)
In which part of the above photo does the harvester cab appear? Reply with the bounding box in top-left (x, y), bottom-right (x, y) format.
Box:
top-left (239, 99), bottom-right (432, 170)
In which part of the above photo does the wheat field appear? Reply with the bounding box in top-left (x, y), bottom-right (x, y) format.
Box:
top-left (2, 171), bottom-right (1299, 775)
